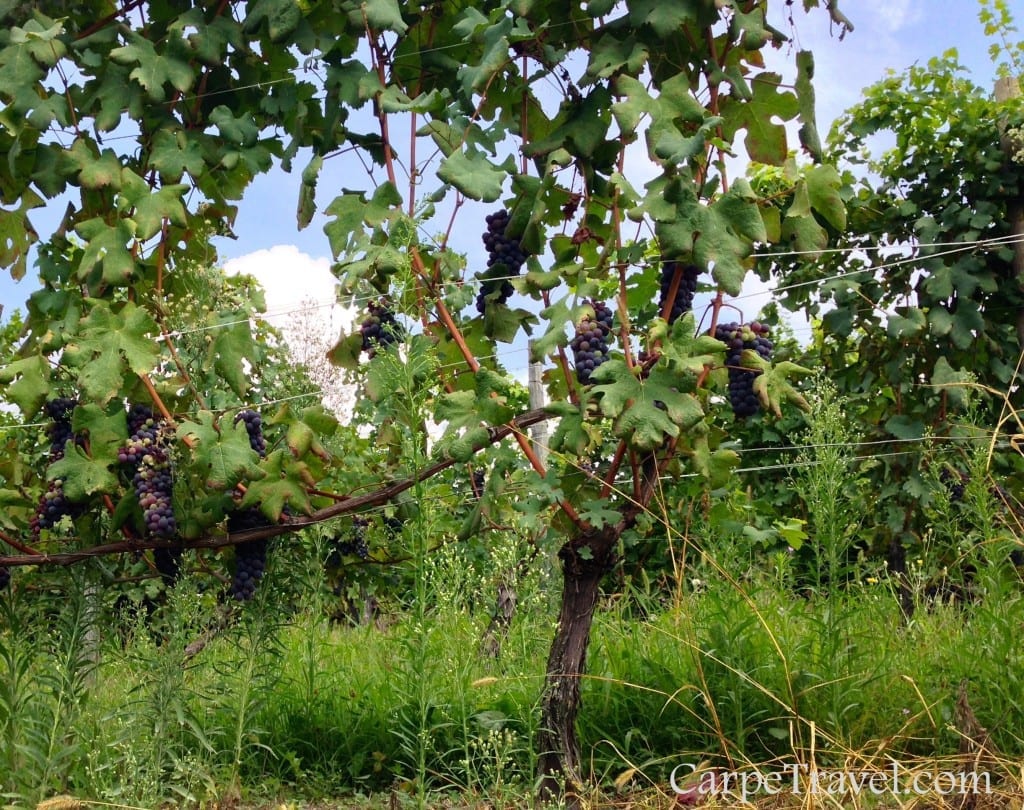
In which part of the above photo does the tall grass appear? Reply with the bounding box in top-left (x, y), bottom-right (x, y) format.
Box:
top-left (2, 393), bottom-right (1024, 806)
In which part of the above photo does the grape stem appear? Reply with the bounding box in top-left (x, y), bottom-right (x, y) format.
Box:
top-left (0, 529), bottom-right (42, 556)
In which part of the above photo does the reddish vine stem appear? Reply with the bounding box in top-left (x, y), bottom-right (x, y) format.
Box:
top-left (138, 373), bottom-right (197, 450)
top-left (74, 0), bottom-right (146, 40)
top-left (542, 290), bottom-right (579, 406)
top-left (599, 442), bottom-right (628, 499)
top-left (0, 529), bottom-right (41, 556)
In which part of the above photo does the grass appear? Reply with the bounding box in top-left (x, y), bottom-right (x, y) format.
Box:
top-left (5, 551), bottom-right (1024, 809)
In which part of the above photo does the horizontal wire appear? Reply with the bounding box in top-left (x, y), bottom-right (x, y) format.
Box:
top-left (163, 231), bottom-right (1022, 340)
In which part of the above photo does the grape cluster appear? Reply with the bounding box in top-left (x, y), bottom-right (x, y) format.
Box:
top-left (472, 468), bottom-right (485, 499)
top-left (330, 517), bottom-right (370, 562)
top-left (234, 409), bottom-right (266, 455)
top-left (940, 468), bottom-right (968, 502)
top-left (31, 398), bottom-right (85, 537)
top-left (714, 321), bottom-right (773, 418)
top-left (360, 302), bottom-right (403, 358)
top-left (571, 301), bottom-right (614, 384)
top-left (44, 397), bottom-right (78, 455)
top-left (120, 411), bottom-right (177, 539)
top-left (658, 262), bottom-right (701, 324)
top-left (227, 406), bottom-right (274, 600)
top-left (476, 209), bottom-right (527, 313)
top-left (0, 566), bottom-right (9, 590)
top-left (232, 537), bottom-right (268, 601)
top-left (153, 546), bottom-right (181, 586)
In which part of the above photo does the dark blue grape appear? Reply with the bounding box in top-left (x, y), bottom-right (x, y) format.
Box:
top-left (234, 409), bottom-right (267, 456)
top-left (715, 321), bottom-right (773, 418)
top-left (659, 262), bottom-right (701, 324)
top-left (360, 302), bottom-right (403, 358)
top-left (571, 301), bottom-right (614, 384)
top-left (476, 209), bottom-right (528, 313)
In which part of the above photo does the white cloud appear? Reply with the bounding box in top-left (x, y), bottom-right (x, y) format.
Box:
top-left (223, 245), bottom-right (340, 328)
top-left (224, 245), bottom-right (358, 415)
top-left (863, 0), bottom-right (923, 33)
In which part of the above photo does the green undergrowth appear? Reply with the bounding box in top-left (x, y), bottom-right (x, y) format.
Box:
top-left (3, 552), bottom-right (1024, 808)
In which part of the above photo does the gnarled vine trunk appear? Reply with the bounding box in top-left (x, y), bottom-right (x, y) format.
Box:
top-left (538, 531), bottom-right (618, 805)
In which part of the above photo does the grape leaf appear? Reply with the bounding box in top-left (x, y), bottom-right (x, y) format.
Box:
top-left (931, 357), bottom-right (971, 409)
top-left (720, 72), bottom-right (798, 165)
top-left (62, 302), bottom-right (161, 403)
top-left (589, 360), bottom-right (704, 450)
top-left (547, 401), bottom-right (595, 457)
top-left (238, 448), bottom-right (312, 520)
top-left (109, 32), bottom-right (194, 102)
top-left (72, 402), bottom-right (128, 466)
top-left (243, 0), bottom-right (303, 40)
top-left (48, 445), bottom-right (118, 501)
top-left (177, 411), bottom-right (265, 490)
top-left (438, 148), bottom-right (512, 202)
top-left (689, 433), bottom-right (740, 488)
top-left (751, 360), bottom-right (813, 418)
top-left (804, 164), bottom-right (845, 231)
top-left (653, 312), bottom-right (725, 375)
top-left (795, 50), bottom-right (822, 161)
top-left (74, 218), bottom-right (136, 285)
top-left (0, 354), bottom-right (51, 416)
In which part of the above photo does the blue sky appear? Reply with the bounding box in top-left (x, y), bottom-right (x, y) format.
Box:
top-left (0, 1), bottom-right (1009, 329)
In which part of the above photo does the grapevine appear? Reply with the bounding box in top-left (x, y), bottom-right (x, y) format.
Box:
top-left (570, 302), bottom-right (614, 384)
top-left (234, 409), bottom-right (267, 455)
top-left (330, 517), bottom-right (370, 561)
top-left (475, 209), bottom-right (527, 313)
top-left (360, 302), bottom-right (403, 358)
top-left (30, 398), bottom-right (85, 538)
top-left (228, 406), bottom-right (274, 601)
top-left (658, 262), bottom-right (701, 324)
top-left (714, 321), bottom-right (773, 418)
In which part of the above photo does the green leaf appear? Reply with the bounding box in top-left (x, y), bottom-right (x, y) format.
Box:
top-left (109, 32), bottom-right (194, 102)
top-left (148, 129), bottom-right (207, 183)
top-left (117, 174), bottom-right (189, 240)
top-left (886, 307), bottom-right (927, 340)
top-left (74, 218), bottom-right (137, 285)
top-left (804, 164), bottom-right (846, 231)
top-left (361, 0), bottom-right (408, 34)
top-left (0, 191), bottom-right (42, 280)
top-left (177, 411), bottom-right (264, 490)
top-left (655, 311), bottom-right (726, 374)
top-left (62, 302), bottom-right (161, 403)
top-left (238, 449), bottom-right (311, 520)
top-left (931, 357), bottom-right (971, 409)
top-left (885, 414), bottom-right (925, 441)
top-left (437, 148), bottom-right (511, 202)
top-left (209, 105), bottom-right (259, 147)
top-left (589, 360), bottom-right (704, 450)
top-left (210, 317), bottom-right (258, 398)
top-left (72, 402), bottom-right (129, 465)
top-left (547, 401), bottom-right (594, 457)
top-left (720, 73), bottom-right (798, 165)
top-left (751, 360), bottom-right (812, 417)
top-left (774, 517), bottom-right (808, 550)
top-left (48, 445), bottom-right (118, 501)
top-left (243, 0), bottom-right (303, 40)
top-left (0, 354), bottom-right (51, 415)
top-left (794, 50), bottom-right (822, 161)
top-left (690, 433), bottom-right (739, 488)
